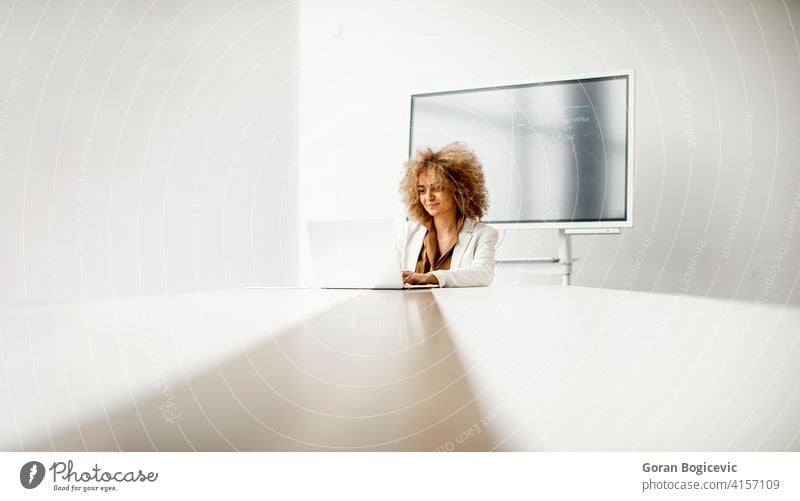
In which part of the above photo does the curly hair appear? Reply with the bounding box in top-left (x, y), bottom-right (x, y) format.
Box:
top-left (400, 142), bottom-right (489, 224)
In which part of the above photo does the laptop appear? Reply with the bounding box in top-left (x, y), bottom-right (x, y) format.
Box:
top-left (306, 219), bottom-right (436, 289)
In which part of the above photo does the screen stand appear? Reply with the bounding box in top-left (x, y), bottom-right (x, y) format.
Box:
top-left (558, 229), bottom-right (573, 286)
top-left (496, 228), bottom-right (620, 286)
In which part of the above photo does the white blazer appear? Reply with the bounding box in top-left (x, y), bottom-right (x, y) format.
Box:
top-left (399, 218), bottom-right (499, 287)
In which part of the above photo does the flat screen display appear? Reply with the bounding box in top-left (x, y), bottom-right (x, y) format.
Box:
top-left (409, 73), bottom-right (632, 227)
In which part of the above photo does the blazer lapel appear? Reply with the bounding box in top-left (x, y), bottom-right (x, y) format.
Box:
top-left (406, 224), bottom-right (427, 270)
top-left (451, 218), bottom-right (476, 268)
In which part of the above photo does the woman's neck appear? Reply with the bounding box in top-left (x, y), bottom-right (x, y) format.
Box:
top-left (433, 210), bottom-right (459, 235)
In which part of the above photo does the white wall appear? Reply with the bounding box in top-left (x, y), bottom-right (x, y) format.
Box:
top-left (2, 0), bottom-right (798, 308)
top-left (299, 0), bottom-right (800, 305)
top-left (0, 0), bottom-right (299, 308)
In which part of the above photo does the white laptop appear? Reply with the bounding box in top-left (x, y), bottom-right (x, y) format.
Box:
top-left (306, 219), bottom-right (435, 289)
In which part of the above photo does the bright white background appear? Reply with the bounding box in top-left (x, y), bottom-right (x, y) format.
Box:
top-left (0, 0), bottom-right (299, 308)
top-left (1, 0), bottom-right (799, 307)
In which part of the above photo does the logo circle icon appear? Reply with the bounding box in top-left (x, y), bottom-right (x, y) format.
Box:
top-left (20, 461), bottom-right (45, 489)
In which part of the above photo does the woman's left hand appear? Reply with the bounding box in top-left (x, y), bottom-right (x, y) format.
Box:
top-left (401, 271), bottom-right (439, 285)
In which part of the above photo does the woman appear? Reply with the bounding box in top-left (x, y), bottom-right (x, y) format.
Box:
top-left (399, 142), bottom-right (498, 287)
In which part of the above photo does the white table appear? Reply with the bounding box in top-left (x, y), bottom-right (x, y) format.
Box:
top-left (1, 286), bottom-right (798, 451)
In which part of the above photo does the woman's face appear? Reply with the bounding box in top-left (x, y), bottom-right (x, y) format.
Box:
top-left (418, 170), bottom-right (456, 218)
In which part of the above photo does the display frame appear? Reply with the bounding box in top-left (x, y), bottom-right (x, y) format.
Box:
top-left (408, 69), bottom-right (635, 230)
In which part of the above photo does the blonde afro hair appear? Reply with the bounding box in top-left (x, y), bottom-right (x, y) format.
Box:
top-left (400, 141), bottom-right (489, 223)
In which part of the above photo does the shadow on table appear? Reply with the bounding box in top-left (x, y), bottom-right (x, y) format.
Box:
top-left (34, 290), bottom-right (500, 451)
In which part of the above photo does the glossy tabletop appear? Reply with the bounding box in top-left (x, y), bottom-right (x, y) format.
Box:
top-left (1, 286), bottom-right (798, 451)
